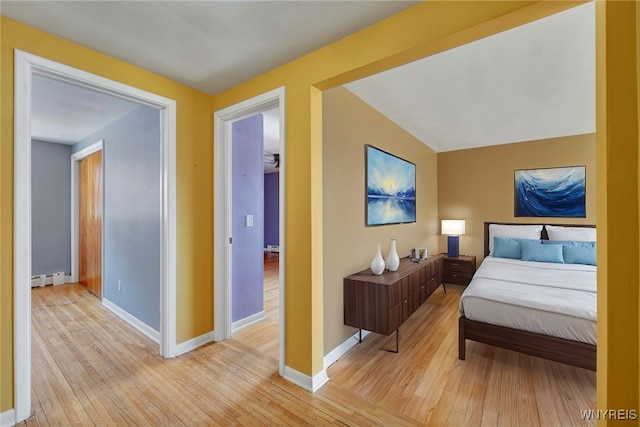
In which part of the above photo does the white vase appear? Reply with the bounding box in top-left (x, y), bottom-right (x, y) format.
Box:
top-left (386, 239), bottom-right (400, 271)
top-left (370, 243), bottom-right (385, 275)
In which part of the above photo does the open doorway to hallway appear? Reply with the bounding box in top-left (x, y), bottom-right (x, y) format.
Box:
top-left (14, 51), bottom-right (177, 423)
top-left (227, 108), bottom-right (281, 362)
top-left (213, 87), bottom-right (285, 374)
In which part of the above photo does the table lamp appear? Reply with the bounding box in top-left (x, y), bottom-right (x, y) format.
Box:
top-left (442, 219), bottom-right (465, 258)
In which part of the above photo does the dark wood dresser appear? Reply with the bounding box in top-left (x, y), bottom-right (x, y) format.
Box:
top-left (343, 255), bottom-right (443, 352)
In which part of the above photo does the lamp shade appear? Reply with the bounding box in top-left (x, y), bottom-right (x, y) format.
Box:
top-left (441, 220), bottom-right (465, 236)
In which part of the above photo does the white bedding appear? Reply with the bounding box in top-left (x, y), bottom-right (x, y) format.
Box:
top-left (459, 256), bottom-right (597, 345)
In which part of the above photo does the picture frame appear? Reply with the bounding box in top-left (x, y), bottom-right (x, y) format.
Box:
top-left (514, 166), bottom-right (586, 218)
top-left (366, 145), bottom-right (416, 226)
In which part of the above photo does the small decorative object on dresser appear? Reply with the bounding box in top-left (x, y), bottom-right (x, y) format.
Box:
top-left (370, 243), bottom-right (385, 275)
top-left (443, 255), bottom-right (476, 286)
top-left (386, 239), bottom-right (400, 271)
top-left (412, 247), bottom-right (427, 261)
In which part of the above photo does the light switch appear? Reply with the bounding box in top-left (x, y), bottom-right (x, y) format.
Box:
top-left (246, 214), bottom-right (253, 227)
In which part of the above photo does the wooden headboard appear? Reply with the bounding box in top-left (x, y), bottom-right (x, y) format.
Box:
top-left (484, 222), bottom-right (596, 257)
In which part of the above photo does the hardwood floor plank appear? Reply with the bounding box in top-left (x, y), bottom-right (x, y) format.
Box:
top-left (23, 273), bottom-right (595, 426)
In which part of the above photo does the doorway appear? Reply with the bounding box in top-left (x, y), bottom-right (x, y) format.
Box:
top-left (13, 50), bottom-right (178, 423)
top-left (226, 111), bottom-right (281, 361)
top-left (213, 87), bottom-right (286, 375)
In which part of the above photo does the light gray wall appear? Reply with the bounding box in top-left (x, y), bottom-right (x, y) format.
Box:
top-left (75, 105), bottom-right (161, 331)
top-left (31, 139), bottom-right (72, 276)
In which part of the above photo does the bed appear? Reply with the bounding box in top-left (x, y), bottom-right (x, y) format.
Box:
top-left (458, 222), bottom-right (597, 371)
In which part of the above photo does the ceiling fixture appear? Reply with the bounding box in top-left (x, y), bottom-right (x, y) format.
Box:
top-left (264, 152), bottom-right (280, 169)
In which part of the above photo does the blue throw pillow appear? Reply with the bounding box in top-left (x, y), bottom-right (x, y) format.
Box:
top-left (521, 241), bottom-right (564, 263)
top-left (493, 238), bottom-right (540, 259)
top-left (543, 240), bottom-right (596, 249)
top-left (563, 245), bottom-right (597, 265)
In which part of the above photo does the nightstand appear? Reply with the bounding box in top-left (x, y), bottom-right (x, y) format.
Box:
top-left (443, 255), bottom-right (476, 286)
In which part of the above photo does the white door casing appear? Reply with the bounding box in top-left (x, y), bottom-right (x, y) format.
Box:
top-left (213, 87), bottom-right (286, 376)
top-left (13, 50), bottom-right (177, 424)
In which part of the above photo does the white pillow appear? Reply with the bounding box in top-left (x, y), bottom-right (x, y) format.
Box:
top-left (488, 224), bottom-right (543, 254)
top-left (546, 225), bottom-right (596, 242)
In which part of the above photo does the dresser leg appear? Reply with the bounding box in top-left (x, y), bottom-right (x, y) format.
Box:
top-left (359, 329), bottom-right (362, 343)
top-left (394, 329), bottom-right (399, 353)
top-left (442, 283), bottom-right (447, 293)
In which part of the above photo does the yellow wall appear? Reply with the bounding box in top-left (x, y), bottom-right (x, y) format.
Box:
top-left (322, 86), bottom-right (439, 353)
top-left (438, 134), bottom-right (596, 264)
top-left (9, 0), bottom-right (633, 419)
top-left (595, 1), bottom-right (640, 423)
top-left (211, 0), bottom-right (581, 379)
top-left (1, 17), bottom-right (214, 410)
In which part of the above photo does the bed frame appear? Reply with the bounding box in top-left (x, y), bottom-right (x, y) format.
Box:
top-left (458, 222), bottom-right (597, 371)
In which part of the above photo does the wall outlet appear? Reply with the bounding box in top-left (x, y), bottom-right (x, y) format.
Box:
top-left (118, 279), bottom-right (122, 291)
top-left (245, 214), bottom-right (254, 227)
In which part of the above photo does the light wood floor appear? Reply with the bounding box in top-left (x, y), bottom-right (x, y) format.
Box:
top-left (24, 257), bottom-right (595, 426)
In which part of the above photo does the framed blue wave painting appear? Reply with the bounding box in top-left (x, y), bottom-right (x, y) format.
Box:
top-left (515, 166), bottom-right (586, 218)
top-left (366, 145), bottom-right (416, 226)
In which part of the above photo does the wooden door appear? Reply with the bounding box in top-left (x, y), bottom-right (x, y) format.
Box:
top-left (79, 151), bottom-right (103, 298)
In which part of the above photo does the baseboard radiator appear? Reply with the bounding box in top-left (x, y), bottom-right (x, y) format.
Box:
top-left (31, 272), bottom-right (67, 287)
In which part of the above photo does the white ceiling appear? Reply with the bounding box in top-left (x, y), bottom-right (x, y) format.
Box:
top-left (263, 108), bottom-right (280, 174)
top-left (31, 74), bottom-right (141, 144)
top-left (2, 1), bottom-right (594, 154)
top-left (2, 1), bottom-right (419, 95)
top-left (345, 1), bottom-right (595, 152)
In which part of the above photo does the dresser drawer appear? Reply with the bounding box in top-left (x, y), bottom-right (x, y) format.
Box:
top-left (443, 259), bottom-right (472, 272)
top-left (443, 255), bottom-right (476, 286)
top-left (443, 271), bottom-right (473, 286)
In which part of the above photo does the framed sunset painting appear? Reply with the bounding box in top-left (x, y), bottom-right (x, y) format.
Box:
top-left (366, 145), bottom-right (416, 226)
top-left (514, 166), bottom-right (586, 217)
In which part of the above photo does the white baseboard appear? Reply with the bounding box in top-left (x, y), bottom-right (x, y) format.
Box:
top-left (280, 329), bottom-right (369, 393)
top-left (283, 365), bottom-right (329, 393)
top-left (102, 298), bottom-right (160, 343)
top-left (1, 409), bottom-right (15, 427)
top-left (324, 329), bottom-right (371, 370)
top-left (174, 330), bottom-right (216, 356)
top-left (231, 311), bottom-right (266, 334)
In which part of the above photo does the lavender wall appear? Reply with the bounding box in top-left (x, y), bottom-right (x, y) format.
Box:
top-left (264, 172), bottom-right (279, 248)
top-left (232, 114), bottom-right (264, 322)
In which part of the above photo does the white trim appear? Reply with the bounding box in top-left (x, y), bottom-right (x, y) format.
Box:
top-left (282, 365), bottom-right (329, 393)
top-left (14, 48), bottom-right (33, 425)
top-left (70, 140), bottom-right (103, 284)
top-left (159, 97), bottom-right (178, 359)
top-left (231, 311), bottom-right (267, 333)
top-left (102, 298), bottom-right (160, 343)
top-left (323, 330), bottom-right (372, 370)
top-left (174, 331), bottom-right (217, 356)
top-left (13, 50), bottom-right (178, 424)
top-left (276, 102), bottom-right (286, 377)
top-left (213, 87), bottom-right (286, 376)
top-left (0, 409), bottom-right (15, 427)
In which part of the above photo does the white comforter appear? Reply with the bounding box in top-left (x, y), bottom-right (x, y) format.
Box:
top-left (459, 256), bottom-right (596, 341)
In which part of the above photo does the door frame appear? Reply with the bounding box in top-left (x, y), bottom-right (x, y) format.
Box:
top-left (213, 87), bottom-right (286, 375)
top-left (13, 50), bottom-right (178, 423)
top-left (70, 140), bottom-right (104, 287)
